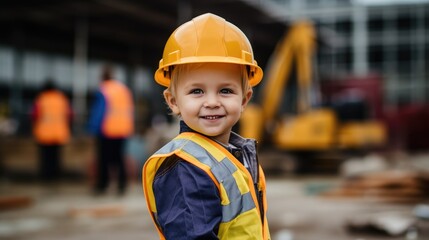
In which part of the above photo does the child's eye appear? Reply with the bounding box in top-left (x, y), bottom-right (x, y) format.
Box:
top-left (190, 89), bottom-right (203, 94)
top-left (220, 88), bottom-right (234, 94)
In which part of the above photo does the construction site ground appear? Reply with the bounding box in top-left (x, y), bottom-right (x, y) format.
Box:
top-left (1, 137), bottom-right (429, 239)
top-left (1, 175), bottom-right (429, 240)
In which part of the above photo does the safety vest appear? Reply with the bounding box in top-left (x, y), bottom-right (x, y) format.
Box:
top-left (100, 80), bottom-right (134, 138)
top-left (33, 90), bottom-right (70, 144)
top-left (143, 132), bottom-right (270, 240)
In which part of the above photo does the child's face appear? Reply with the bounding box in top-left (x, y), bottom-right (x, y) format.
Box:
top-left (164, 63), bottom-right (252, 144)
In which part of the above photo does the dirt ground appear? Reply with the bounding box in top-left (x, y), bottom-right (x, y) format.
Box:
top-left (1, 175), bottom-right (428, 240)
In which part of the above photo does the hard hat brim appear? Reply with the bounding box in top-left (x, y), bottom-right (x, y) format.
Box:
top-left (154, 58), bottom-right (263, 88)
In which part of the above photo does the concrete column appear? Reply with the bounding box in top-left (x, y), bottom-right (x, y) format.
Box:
top-left (10, 29), bottom-right (24, 129)
top-left (416, 7), bottom-right (426, 103)
top-left (11, 47), bottom-right (23, 122)
top-left (352, 4), bottom-right (368, 76)
top-left (72, 17), bottom-right (88, 134)
top-left (290, 0), bottom-right (304, 20)
top-left (177, 0), bottom-right (192, 24)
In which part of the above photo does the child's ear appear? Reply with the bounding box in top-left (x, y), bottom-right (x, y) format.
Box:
top-left (163, 89), bottom-right (180, 115)
top-left (241, 89), bottom-right (253, 110)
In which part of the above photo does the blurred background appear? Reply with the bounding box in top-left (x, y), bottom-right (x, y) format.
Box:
top-left (1, 0), bottom-right (429, 239)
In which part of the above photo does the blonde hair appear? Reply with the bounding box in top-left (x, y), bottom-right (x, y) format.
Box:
top-left (166, 63), bottom-right (251, 97)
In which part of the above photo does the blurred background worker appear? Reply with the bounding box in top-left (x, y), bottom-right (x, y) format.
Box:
top-left (31, 80), bottom-right (72, 183)
top-left (87, 65), bottom-right (134, 196)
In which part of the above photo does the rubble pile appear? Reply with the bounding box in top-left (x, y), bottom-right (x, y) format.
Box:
top-left (323, 170), bottom-right (429, 202)
top-left (322, 153), bottom-right (429, 203)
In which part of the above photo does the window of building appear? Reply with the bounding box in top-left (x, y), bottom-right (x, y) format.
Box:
top-left (368, 44), bottom-right (383, 71)
top-left (335, 46), bottom-right (352, 72)
top-left (396, 10), bottom-right (417, 32)
top-left (336, 19), bottom-right (352, 36)
top-left (424, 7), bottom-right (429, 28)
top-left (0, 46), bottom-right (14, 84)
top-left (368, 16), bottom-right (384, 33)
top-left (396, 43), bottom-right (413, 76)
top-left (425, 43), bottom-right (429, 64)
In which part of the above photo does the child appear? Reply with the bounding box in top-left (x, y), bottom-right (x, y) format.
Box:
top-left (142, 13), bottom-right (270, 240)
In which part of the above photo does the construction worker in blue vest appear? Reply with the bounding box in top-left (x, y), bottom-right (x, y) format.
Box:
top-left (88, 65), bottom-right (134, 196)
top-left (142, 13), bottom-right (270, 240)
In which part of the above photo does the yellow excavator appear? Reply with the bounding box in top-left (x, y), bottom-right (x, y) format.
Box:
top-left (240, 21), bottom-right (386, 162)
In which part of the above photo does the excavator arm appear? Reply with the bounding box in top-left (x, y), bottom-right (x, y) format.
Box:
top-left (240, 20), bottom-right (337, 150)
top-left (261, 21), bottom-right (315, 121)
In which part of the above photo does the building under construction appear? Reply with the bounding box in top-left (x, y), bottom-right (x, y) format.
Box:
top-left (1, 1), bottom-right (429, 240)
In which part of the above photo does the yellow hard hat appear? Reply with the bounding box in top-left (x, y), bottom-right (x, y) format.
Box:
top-left (154, 13), bottom-right (263, 87)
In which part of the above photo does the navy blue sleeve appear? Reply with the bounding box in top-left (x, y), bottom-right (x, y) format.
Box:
top-left (87, 91), bottom-right (106, 135)
top-left (153, 159), bottom-right (221, 240)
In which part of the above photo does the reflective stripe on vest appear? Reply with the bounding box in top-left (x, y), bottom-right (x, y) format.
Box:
top-left (100, 80), bottom-right (133, 137)
top-left (143, 132), bottom-right (270, 240)
top-left (33, 90), bottom-right (70, 144)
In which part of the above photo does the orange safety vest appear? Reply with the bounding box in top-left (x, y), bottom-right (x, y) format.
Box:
top-left (33, 90), bottom-right (70, 144)
top-left (100, 80), bottom-right (134, 138)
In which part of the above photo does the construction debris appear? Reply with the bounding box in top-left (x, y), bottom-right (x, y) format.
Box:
top-left (68, 204), bottom-right (125, 219)
top-left (346, 211), bottom-right (417, 237)
top-left (0, 195), bottom-right (33, 211)
top-left (340, 154), bottom-right (388, 177)
top-left (322, 170), bottom-right (429, 203)
top-left (414, 204), bottom-right (429, 220)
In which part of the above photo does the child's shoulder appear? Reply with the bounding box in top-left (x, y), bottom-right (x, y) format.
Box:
top-left (154, 154), bottom-right (182, 177)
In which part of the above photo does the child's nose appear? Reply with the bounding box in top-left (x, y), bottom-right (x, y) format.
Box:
top-left (203, 94), bottom-right (221, 108)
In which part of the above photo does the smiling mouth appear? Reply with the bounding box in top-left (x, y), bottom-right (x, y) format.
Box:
top-left (201, 115), bottom-right (223, 120)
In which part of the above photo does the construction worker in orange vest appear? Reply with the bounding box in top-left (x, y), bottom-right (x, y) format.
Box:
top-left (31, 80), bottom-right (72, 183)
top-left (88, 65), bottom-right (134, 196)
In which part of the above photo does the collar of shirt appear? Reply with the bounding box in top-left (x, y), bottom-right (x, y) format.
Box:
top-left (178, 121), bottom-right (259, 183)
